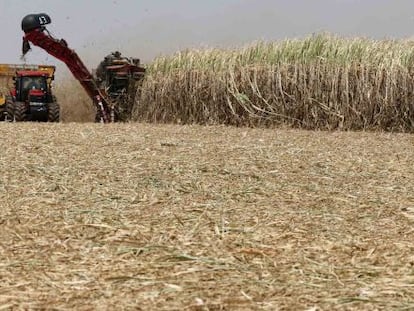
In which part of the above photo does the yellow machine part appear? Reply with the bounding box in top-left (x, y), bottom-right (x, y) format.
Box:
top-left (0, 63), bottom-right (55, 77)
top-left (0, 64), bottom-right (56, 89)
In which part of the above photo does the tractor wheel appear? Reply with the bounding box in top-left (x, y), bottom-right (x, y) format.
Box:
top-left (4, 96), bottom-right (15, 122)
top-left (12, 102), bottom-right (27, 122)
top-left (48, 101), bottom-right (60, 122)
top-left (0, 106), bottom-right (5, 121)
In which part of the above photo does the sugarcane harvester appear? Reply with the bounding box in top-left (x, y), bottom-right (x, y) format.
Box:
top-left (21, 13), bottom-right (145, 122)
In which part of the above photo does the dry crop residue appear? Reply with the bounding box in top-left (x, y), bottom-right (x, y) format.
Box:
top-left (0, 123), bottom-right (413, 310)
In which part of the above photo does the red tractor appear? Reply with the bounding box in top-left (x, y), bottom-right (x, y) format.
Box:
top-left (0, 64), bottom-right (59, 122)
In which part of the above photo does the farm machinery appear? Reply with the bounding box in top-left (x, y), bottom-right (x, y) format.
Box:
top-left (21, 13), bottom-right (145, 122)
top-left (94, 51), bottom-right (145, 121)
top-left (0, 63), bottom-right (59, 122)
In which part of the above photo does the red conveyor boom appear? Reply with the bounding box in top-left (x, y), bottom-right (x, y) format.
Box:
top-left (22, 18), bottom-right (113, 122)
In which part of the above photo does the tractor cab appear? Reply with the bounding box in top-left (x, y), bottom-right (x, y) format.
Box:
top-left (9, 70), bottom-right (57, 121)
top-left (14, 71), bottom-right (48, 101)
top-left (12, 71), bottom-right (50, 121)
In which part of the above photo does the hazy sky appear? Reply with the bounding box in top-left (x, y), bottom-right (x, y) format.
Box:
top-left (1, 0), bottom-right (414, 74)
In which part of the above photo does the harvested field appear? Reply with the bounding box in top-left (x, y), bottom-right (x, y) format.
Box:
top-left (0, 123), bottom-right (413, 310)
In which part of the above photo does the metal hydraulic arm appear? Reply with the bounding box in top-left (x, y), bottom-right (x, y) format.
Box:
top-left (21, 13), bottom-right (113, 122)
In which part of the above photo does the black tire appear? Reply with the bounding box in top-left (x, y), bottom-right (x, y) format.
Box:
top-left (0, 106), bottom-right (6, 121)
top-left (48, 101), bottom-right (60, 122)
top-left (0, 97), bottom-right (7, 121)
top-left (12, 102), bottom-right (27, 122)
top-left (4, 99), bottom-right (14, 122)
top-left (1, 96), bottom-right (14, 121)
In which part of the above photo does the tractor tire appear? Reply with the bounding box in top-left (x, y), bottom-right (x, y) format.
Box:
top-left (4, 97), bottom-right (15, 122)
top-left (48, 101), bottom-right (60, 122)
top-left (12, 102), bottom-right (27, 122)
top-left (0, 106), bottom-right (5, 121)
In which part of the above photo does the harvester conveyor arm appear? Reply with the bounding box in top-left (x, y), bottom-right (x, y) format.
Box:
top-left (21, 13), bottom-right (112, 122)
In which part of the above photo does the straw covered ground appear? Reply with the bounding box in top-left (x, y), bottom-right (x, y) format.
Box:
top-left (0, 123), bottom-right (413, 310)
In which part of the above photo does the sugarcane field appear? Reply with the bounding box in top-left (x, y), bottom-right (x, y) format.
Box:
top-left (1, 3), bottom-right (414, 311)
